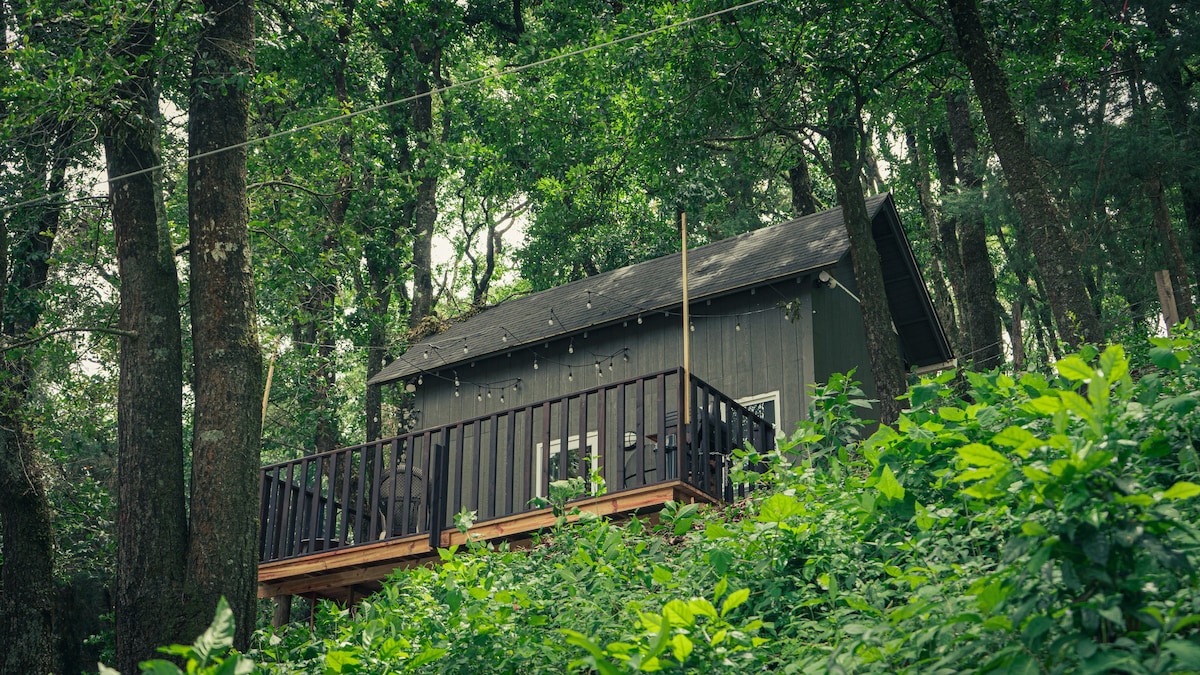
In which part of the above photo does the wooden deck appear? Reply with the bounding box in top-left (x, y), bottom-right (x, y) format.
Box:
top-left (257, 369), bottom-right (773, 604)
top-left (258, 480), bottom-right (714, 601)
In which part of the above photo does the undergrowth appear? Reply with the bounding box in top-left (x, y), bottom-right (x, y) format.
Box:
top-left (115, 333), bottom-right (1200, 674)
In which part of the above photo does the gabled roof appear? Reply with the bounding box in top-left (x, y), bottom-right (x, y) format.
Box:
top-left (370, 193), bottom-right (950, 385)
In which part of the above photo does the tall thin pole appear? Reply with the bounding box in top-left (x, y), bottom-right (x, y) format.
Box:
top-left (681, 212), bottom-right (691, 425)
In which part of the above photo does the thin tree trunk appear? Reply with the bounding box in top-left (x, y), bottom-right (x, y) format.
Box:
top-left (947, 0), bottom-right (1102, 348)
top-left (826, 98), bottom-right (905, 424)
top-left (185, 0), bottom-right (263, 648)
top-left (944, 92), bottom-right (1003, 368)
top-left (904, 128), bottom-right (960, 355)
top-left (928, 118), bottom-right (972, 340)
top-left (102, 6), bottom-right (189, 669)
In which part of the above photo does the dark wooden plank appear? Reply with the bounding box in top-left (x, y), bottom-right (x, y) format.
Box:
top-left (368, 442), bottom-right (384, 543)
top-left (323, 453), bottom-right (339, 550)
top-left (616, 382), bottom-right (626, 489)
top-left (635, 377), bottom-right (645, 488)
top-left (523, 405), bottom-right (534, 509)
top-left (505, 410), bottom-right (517, 516)
top-left (339, 449), bottom-right (354, 544)
top-left (354, 444), bottom-right (369, 543)
top-left (453, 425), bottom-right (466, 518)
top-left (488, 414), bottom-right (499, 519)
top-left (597, 387), bottom-right (608, 491)
top-left (577, 391), bottom-right (588, 485)
top-left (276, 462), bottom-right (296, 560)
top-left (472, 420), bottom-right (484, 513)
top-left (656, 373), bottom-right (667, 481)
top-left (540, 401), bottom-right (552, 498)
top-left (558, 395), bottom-right (571, 482)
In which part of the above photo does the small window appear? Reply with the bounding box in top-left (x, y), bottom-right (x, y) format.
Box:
top-left (534, 431), bottom-right (600, 498)
top-left (737, 391), bottom-right (783, 438)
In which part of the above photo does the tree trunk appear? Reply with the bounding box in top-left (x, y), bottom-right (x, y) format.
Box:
top-left (826, 99), bottom-right (905, 424)
top-left (946, 0), bottom-right (1102, 348)
top-left (185, 0), bottom-right (263, 648)
top-left (0, 127), bottom-right (70, 675)
top-left (788, 152), bottom-right (818, 217)
top-left (408, 72), bottom-right (437, 329)
top-left (904, 128), bottom-right (960, 355)
top-left (0, 425), bottom-right (55, 675)
top-left (1144, 1), bottom-right (1200, 277)
top-left (1146, 175), bottom-right (1196, 322)
top-left (927, 119), bottom-right (972, 339)
top-left (104, 7), bottom-right (190, 669)
top-left (944, 92), bottom-right (1003, 369)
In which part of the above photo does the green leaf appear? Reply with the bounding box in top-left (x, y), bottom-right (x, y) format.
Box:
top-left (663, 599), bottom-right (695, 627)
top-left (1055, 355), bottom-right (1094, 382)
top-left (652, 565), bottom-right (673, 583)
top-left (1021, 521), bottom-right (1049, 536)
top-left (1150, 347), bottom-right (1182, 370)
top-left (957, 443), bottom-right (1009, 468)
top-left (938, 406), bottom-right (966, 422)
top-left (1027, 396), bottom-right (1063, 415)
top-left (875, 464), bottom-right (905, 501)
top-left (721, 588), bottom-right (750, 617)
top-left (703, 522), bottom-right (736, 539)
top-left (756, 493), bottom-right (803, 522)
top-left (192, 596), bottom-right (235, 664)
top-left (993, 426), bottom-right (1038, 453)
top-left (324, 650), bottom-right (359, 674)
top-left (407, 647), bottom-right (446, 669)
top-left (670, 634), bottom-right (694, 662)
top-left (1098, 345), bottom-right (1128, 383)
top-left (1162, 482), bottom-right (1200, 500)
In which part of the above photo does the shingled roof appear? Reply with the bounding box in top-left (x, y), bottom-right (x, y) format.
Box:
top-left (369, 193), bottom-right (946, 386)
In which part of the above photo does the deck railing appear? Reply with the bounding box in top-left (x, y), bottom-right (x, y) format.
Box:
top-left (258, 368), bottom-right (773, 564)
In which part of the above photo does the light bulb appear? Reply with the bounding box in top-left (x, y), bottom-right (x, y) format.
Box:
top-left (548, 317), bottom-right (554, 325)
top-left (586, 300), bottom-right (592, 309)
top-left (418, 375), bottom-right (423, 385)
top-left (454, 376), bottom-right (460, 386)
top-left (502, 334), bottom-right (508, 343)
top-left (477, 392), bottom-right (482, 401)
top-left (690, 323), bottom-right (695, 332)
top-left (637, 315), bottom-right (643, 325)
top-left (735, 322), bottom-right (742, 332)
top-left (568, 370), bottom-right (573, 381)
top-left (423, 350), bottom-right (429, 359)
top-left (533, 360), bottom-right (539, 370)
top-left (455, 389), bottom-right (460, 397)
top-left (487, 390), bottom-right (492, 399)
top-left (623, 353), bottom-right (629, 362)
top-left (568, 341), bottom-right (574, 354)
top-left (463, 345), bottom-right (469, 353)
top-left (500, 395), bottom-right (505, 403)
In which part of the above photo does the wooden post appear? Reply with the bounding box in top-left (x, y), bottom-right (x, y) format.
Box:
top-left (681, 212), bottom-right (691, 425)
top-left (1156, 269), bottom-right (1180, 330)
top-left (1011, 300), bottom-right (1025, 372)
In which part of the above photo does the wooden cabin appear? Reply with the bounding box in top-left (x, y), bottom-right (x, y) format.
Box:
top-left (257, 193), bottom-right (953, 602)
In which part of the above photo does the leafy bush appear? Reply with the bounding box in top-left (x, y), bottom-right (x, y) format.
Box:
top-left (229, 334), bottom-right (1200, 673)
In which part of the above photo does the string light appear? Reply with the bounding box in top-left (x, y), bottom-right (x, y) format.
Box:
top-left (735, 321), bottom-right (742, 332)
top-left (568, 339), bottom-right (574, 354)
top-left (454, 374), bottom-right (460, 386)
top-left (533, 358), bottom-right (539, 370)
top-left (586, 292), bottom-right (592, 310)
top-left (568, 369), bottom-right (573, 381)
top-left (637, 315), bottom-right (643, 324)
top-left (423, 350), bottom-right (429, 359)
top-left (500, 394), bottom-right (505, 403)
top-left (690, 322), bottom-right (695, 332)
top-left (455, 388), bottom-right (460, 397)
top-left (463, 344), bottom-right (469, 354)
top-left (477, 390), bottom-right (483, 401)
top-left (487, 389), bottom-right (492, 399)
top-left (417, 375), bottom-right (423, 385)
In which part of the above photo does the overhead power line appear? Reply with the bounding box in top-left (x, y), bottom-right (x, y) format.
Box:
top-left (1, 0), bottom-right (773, 215)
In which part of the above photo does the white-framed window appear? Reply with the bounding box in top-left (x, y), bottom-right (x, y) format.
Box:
top-left (736, 390), bottom-right (783, 438)
top-left (534, 431), bottom-right (600, 497)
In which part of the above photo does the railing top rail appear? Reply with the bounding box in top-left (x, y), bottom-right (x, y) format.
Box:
top-left (261, 367), bottom-right (685, 472)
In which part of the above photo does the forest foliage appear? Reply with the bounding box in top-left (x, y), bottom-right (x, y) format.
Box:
top-left (3, 0), bottom-right (1200, 670)
top-left (113, 331), bottom-right (1200, 674)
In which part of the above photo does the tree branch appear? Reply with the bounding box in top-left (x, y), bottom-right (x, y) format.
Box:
top-left (2, 326), bottom-right (137, 352)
